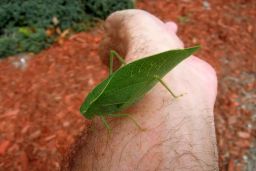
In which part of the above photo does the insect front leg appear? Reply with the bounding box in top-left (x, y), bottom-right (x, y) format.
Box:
top-left (109, 50), bottom-right (126, 75)
top-left (100, 115), bottom-right (112, 133)
top-left (154, 75), bottom-right (182, 98)
top-left (107, 113), bottom-right (145, 131)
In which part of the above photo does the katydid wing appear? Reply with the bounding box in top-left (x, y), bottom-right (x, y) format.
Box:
top-left (80, 46), bottom-right (199, 122)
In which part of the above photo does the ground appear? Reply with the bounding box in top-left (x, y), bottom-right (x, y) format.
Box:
top-left (0, 0), bottom-right (255, 170)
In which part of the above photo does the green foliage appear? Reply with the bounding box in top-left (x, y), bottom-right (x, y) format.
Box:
top-left (0, 28), bottom-right (55, 58)
top-left (0, 0), bottom-right (90, 33)
top-left (0, 0), bottom-right (135, 58)
top-left (0, 0), bottom-right (89, 58)
top-left (85, 0), bottom-right (135, 19)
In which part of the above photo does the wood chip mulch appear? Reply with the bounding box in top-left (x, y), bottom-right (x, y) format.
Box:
top-left (0, 31), bottom-right (108, 170)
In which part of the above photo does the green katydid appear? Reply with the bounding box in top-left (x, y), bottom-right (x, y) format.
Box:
top-left (80, 46), bottom-right (199, 131)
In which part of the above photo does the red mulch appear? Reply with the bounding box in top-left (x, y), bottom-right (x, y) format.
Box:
top-left (0, 0), bottom-right (255, 170)
top-left (0, 31), bottom-right (108, 170)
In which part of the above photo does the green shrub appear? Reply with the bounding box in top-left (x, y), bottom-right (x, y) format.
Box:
top-left (0, 0), bottom-right (91, 33)
top-left (84, 0), bottom-right (135, 19)
top-left (0, 28), bottom-right (55, 58)
top-left (0, 0), bottom-right (135, 58)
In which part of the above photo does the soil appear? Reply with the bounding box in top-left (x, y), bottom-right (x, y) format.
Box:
top-left (0, 0), bottom-right (255, 170)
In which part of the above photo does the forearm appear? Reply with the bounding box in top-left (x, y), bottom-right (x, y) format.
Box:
top-left (66, 63), bottom-right (218, 171)
top-left (67, 93), bottom-right (218, 171)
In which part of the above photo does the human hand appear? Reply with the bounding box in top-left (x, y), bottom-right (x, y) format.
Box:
top-left (65, 10), bottom-right (218, 171)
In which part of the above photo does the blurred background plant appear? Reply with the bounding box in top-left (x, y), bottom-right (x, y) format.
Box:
top-left (84, 0), bottom-right (135, 19)
top-left (0, 0), bottom-right (135, 58)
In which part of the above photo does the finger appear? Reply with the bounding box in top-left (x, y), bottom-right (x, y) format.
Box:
top-left (165, 21), bottom-right (178, 33)
top-left (164, 21), bottom-right (185, 48)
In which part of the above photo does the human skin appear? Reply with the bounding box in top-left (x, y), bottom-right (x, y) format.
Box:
top-left (63, 10), bottom-right (218, 171)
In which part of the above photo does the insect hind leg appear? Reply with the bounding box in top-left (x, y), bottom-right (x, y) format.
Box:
top-left (154, 75), bottom-right (182, 98)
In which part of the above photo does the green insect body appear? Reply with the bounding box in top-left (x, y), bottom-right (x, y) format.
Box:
top-left (80, 46), bottom-right (199, 130)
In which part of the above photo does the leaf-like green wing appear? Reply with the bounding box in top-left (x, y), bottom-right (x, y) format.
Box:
top-left (80, 76), bottom-right (113, 118)
top-left (81, 46), bottom-right (199, 118)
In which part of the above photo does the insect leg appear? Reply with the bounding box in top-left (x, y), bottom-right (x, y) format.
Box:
top-left (109, 50), bottom-right (126, 75)
top-left (100, 115), bottom-right (112, 133)
top-left (154, 75), bottom-right (181, 98)
top-left (108, 113), bottom-right (145, 131)
top-left (110, 50), bottom-right (126, 65)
